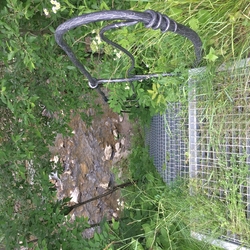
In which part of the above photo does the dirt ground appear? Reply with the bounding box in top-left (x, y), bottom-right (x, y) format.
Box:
top-left (48, 93), bottom-right (134, 238)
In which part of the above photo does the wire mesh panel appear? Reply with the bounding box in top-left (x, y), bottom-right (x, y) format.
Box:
top-left (145, 103), bottom-right (188, 184)
top-left (146, 59), bottom-right (250, 248)
top-left (189, 59), bottom-right (250, 247)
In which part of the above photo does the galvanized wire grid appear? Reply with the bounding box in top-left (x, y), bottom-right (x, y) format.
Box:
top-left (189, 59), bottom-right (250, 246)
top-left (145, 102), bottom-right (189, 184)
top-left (146, 59), bottom-right (250, 247)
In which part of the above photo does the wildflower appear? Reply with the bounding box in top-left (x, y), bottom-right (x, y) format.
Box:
top-left (50, 0), bottom-right (60, 14)
top-left (94, 35), bottom-right (102, 45)
top-left (43, 8), bottom-right (49, 16)
top-left (116, 51), bottom-right (122, 59)
top-left (125, 83), bottom-right (130, 90)
top-left (90, 36), bottom-right (102, 52)
top-left (114, 49), bottom-right (122, 60)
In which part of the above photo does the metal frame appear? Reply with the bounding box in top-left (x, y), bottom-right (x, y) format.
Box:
top-left (55, 10), bottom-right (202, 89)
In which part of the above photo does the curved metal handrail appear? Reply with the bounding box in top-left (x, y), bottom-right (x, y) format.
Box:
top-left (55, 10), bottom-right (202, 89)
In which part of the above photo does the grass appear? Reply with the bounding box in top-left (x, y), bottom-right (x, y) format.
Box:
top-left (0, 0), bottom-right (249, 248)
top-left (120, 1), bottom-right (248, 71)
top-left (120, 94), bottom-right (250, 248)
top-left (115, 1), bottom-right (250, 247)
top-left (109, 121), bottom-right (222, 249)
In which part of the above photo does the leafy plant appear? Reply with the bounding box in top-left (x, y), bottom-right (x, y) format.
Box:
top-left (107, 133), bottom-right (221, 250)
top-left (1, 0), bottom-right (249, 249)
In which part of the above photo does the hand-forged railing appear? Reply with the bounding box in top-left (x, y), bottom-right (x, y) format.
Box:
top-left (55, 10), bottom-right (202, 90)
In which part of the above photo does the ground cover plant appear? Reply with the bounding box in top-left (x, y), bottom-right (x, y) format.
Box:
top-left (0, 0), bottom-right (250, 249)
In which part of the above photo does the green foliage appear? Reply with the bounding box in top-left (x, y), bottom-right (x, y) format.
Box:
top-left (102, 0), bottom-right (250, 118)
top-left (109, 138), bottom-right (220, 250)
top-left (0, 0), bottom-right (124, 248)
top-left (0, 0), bottom-right (249, 248)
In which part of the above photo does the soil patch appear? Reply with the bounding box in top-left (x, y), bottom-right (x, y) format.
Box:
top-left (49, 95), bottom-right (133, 238)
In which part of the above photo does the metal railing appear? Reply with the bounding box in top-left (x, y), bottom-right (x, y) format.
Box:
top-left (55, 10), bottom-right (202, 90)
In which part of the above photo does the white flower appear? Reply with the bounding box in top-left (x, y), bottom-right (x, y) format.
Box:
top-left (43, 8), bottom-right (49, 16)
top-left (113, 49), bottom-right (122, 60)
top-left (50, 0), bottom-right (60, 13)
top-left (50, 0), bottom-right (58, 5)
top-left (116, 51), bottom-right (122, 59)
top-left (52, 6), bottom-right (57, 13)
top-left (94, 35), bottom-right (102, 45)
top-left (125, 83), bottom-right (130, 90)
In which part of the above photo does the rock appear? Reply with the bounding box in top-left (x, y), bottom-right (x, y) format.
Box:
top-left (100, 174), bottom-right (110, 184)
top-left (118, 114), bottom-right (124, 123)
top-left (112, 118), bottom-right (118, 123)
top-left (115, 142), bottom-right (121, 152)
top-left (103, 144), bottom-right (113, 161)
top-left (99, 182), bottom-right (109, 189)
top-left (113, 128), bottom-right (119, 138)
top-left (70, 187), bottom-right (79, 203)
top-left (50, 155), bottom-right (59, 164)
top-left (121, 137), bottom-right (125, 145)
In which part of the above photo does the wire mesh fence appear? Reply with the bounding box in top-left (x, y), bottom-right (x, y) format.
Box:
top-left (146, 58), bottom-right (250, 247)
top-left (189, 59), bottom-right (250, 246)
top-left (145, 102), bottom-right (189, 184)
